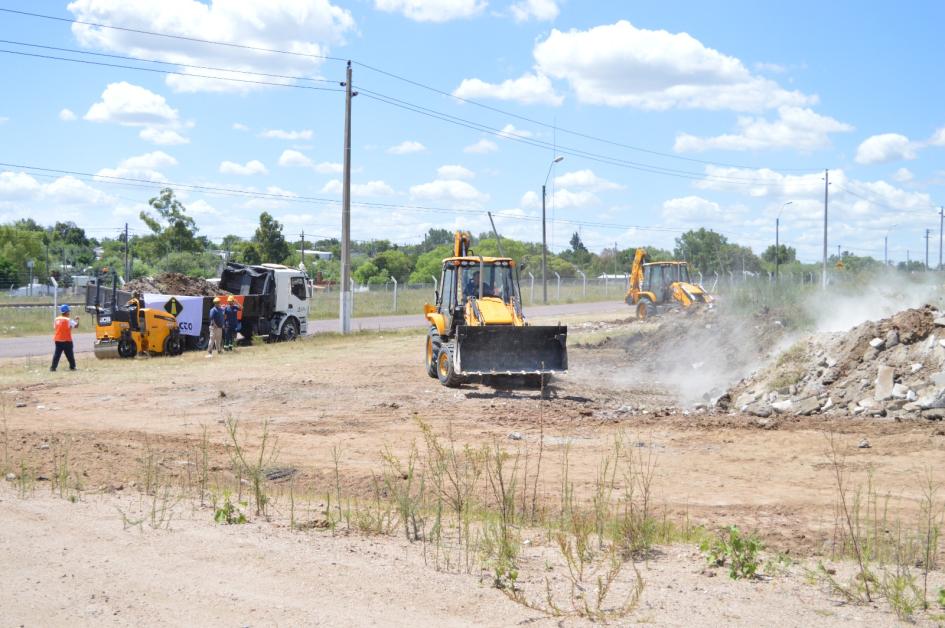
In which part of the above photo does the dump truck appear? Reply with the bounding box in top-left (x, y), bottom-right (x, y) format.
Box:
top-left (423, 231), bottom-right (568, 387)
top-left (624, 248), bottom-right (712, 320)
top-left (87, 263), bottom-right (312, 357)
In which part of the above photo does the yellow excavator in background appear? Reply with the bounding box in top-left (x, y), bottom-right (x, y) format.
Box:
top-left (624, 248), bottom-right (713, 320)
top-left (423, 231), bottom-right (567, 387)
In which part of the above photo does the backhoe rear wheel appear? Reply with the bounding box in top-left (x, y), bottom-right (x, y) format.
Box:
top-left (425, 327), bottom-right (441, 378)
top-left (436, 344), bottom-right (463, 388)
top-left (636, 298), bottom-right (653, 321)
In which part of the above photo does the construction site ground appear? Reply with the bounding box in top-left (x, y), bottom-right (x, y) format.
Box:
top-left (3, 309), bottom-right (944, 625)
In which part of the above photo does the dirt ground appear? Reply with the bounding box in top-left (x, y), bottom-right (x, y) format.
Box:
top-left (2, 310), bottom-right (945, 625)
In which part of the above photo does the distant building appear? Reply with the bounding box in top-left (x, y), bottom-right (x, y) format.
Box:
top-left (297, 249), bottom-right (333, 261)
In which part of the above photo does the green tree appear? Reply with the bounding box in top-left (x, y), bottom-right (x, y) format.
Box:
top-left (409, 244), bottom-right (452, 283)
top-left (139, 188), bottom-right (201, 255)
top-left (0, 256), bottom-right (17, 288)
top-left (419, 228), bottom-right (453, 252)
top-left (373, 249), bottom-right (413, 282)
top-left (252, 212), bottom-right (289, 263)
top-left (762, 244), bottom-right (796, 265)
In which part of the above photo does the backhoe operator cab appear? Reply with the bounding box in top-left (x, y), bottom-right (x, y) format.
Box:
top-left (625, 248), bottom-right (713, 320)
top-left (423, 231), bottom-right (567, 387)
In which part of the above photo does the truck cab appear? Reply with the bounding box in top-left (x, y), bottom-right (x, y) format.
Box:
top-left (220, 262), bottom-right (311, 341)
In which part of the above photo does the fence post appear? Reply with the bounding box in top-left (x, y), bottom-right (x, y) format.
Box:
top-left (711, 272), bottom-right (719, 293)
top-left (576, 270), bottom-right (586, 297)
top-left (431, 275), bottom-right (438, 294)
top-left (50, 276), bottom-right (58, 322)
top-left (554, 272), bottom-right (561, 300)
top-left (391, 276), bottom-right (398, 311)
top-left (528, 272), bottom-right (534, 304)
top-left (604, 274), bottom-right (608, 295)
top-left (698, 271), bottom-right (703, 285)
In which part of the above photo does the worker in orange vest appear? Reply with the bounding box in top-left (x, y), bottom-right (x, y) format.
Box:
top-left (51, 304), bottom-right (79, 372)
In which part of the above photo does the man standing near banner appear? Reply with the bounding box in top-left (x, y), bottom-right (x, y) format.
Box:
top-left (224, 296), bottom-right (241, 351)
top-left (51, 304), bottom-right (79, 371)
top-left (207, 297), bottom-right (225, 358)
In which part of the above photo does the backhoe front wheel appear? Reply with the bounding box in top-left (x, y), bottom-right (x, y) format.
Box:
top-left (425, 328), bottom-right (441, 378)
top-left (636, 298), bottom-right (653, 321)
top-left (436, 344), bottom-right (463, 388)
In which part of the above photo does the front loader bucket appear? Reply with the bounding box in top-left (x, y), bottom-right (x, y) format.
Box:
top-left (455, 325), bottom-right (567, 375)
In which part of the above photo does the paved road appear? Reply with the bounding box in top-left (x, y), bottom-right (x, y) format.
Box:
top-left (0, 300), bottom-right (627, 359)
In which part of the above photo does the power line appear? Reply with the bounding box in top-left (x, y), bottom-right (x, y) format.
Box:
top-left (0, 39), bottom-right (339, 84)
top-left (0, 7), bottom-right (346, 61)
top-left (0, 48), bottom-right (345, 92)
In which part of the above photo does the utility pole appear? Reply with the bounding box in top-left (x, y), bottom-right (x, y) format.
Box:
top-left (123, 222), bottom-right (129, 280)
top-left (925, 228), bottom-right (931, 271)
top-left (613, 242), bottom-right (618, 277)
top-left (775, 215), bottom-right (780, 282)
top-left (340, 61), bottom-right (353, 333)
top-left (300, 229), bottom-right (305, 267)
top-left (822, 169), bottom-right (829, 289)
top-left (939, 206), bottom-right (943, 270)
top-left (541, 183), bottom-right (548, 304)
top-left (837, 244), bottom-right (841, 259)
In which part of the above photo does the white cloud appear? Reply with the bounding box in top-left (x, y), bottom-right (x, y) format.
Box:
top-left (754, 62), bottom-right (787, 74)
top-left (387, 140), bottom-right (426, 155)
top-left (0, 171), bottom-right (43, 200)
top-left (410, 179), bottom-right (489, 206)
top-left (453, 72), bottom-right (563, 106)
top-left (315, 161), bottom-right (343, 174)
top-left (532, 20), bottom-right (815, 111)
top-left (188, 199), bottom-right (221, 216)
top-left (0, 172), bottom-right (114, 210)
top-left (233, 123), bottom-right (249, 131)
top-left (219, 160), bottom-right (268, 176)
top-left (278, 149), bottom-right (314, 168)
top-left (95, 166), bottom-right (168, 183)
top-left (59, 108), bottom-right (77, 121)
top-left (521, 188), bottom-right (599, 210)
top-left (0, 117), bottom-right (8, 124)
top-left (509, 0), bottom-right (559, 22)
top-left (498, 124), bottom-right (533, 139)
top-left (121, 151), bottom-right (178, 170)
top-left (893, 167), bottom-right (914, 183)
top-left (320, 179), bottom-right (395, 196)
top-left (374, 0), bottom-right (486, 22)
top-left (695, 165), bottom-right (838, 199)
top-left (661, 195), bottom-right (732, 223)
top-left (84, 82), bottom-right (180, 126)
top-left (68, 0), bottom-right (355, 93)
top-left (463, 139), bottom-right (498, 153)
top-left (855, 133), bottom-right (918, 165)
top-left (553, 169), bottom-right (622, 191)
top-left (259, 128), bottom-right (313, 140)
top-left (675, 106), bottom-right (853, 153)
top-left (139, 127), bottom-right (189, 145)
top-left (930, 127), bottom-right (945, 147)
top-left (437, 164), bottom-right (475, 180)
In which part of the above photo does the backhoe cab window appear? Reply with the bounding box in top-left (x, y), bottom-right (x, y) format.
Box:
top-left (460, 265), bottom-right (517, 304)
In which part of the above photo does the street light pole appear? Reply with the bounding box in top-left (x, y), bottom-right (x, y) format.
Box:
top-left (541, 156), bottom-right (564, 304)
top-left (776, 201), bottom-right (792, 283)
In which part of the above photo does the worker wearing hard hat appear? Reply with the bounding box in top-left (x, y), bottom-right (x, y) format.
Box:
top-left (51, 304), bottom-right (79, 371)
top-left (207, 297), bottom-right (225, 357)
top-left (223, 295), bottom-right (241, 351)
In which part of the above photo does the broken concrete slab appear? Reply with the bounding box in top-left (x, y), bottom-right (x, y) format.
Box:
top-left (874, 365), bottom-right (895, 401)
top-left (771, 399), bottom-right (793, 414)
top-left (793, 396), bottom-right (822, 416)
top-left (891, 383), bottom-right (909, 399)
top-left (869, 337), bottom-right (885, 349)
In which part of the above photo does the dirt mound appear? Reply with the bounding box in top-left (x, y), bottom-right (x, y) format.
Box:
top-left (725, 304), bottom-right (945, 420)
top-left (125, 273), bottom-right (227, 296)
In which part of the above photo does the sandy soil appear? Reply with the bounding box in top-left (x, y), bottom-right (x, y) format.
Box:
top-left (2, 311), bottom-right (945, 625)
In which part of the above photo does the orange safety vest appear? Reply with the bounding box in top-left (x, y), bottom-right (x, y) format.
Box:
top-left (53, 316), bottom-right (73, 342)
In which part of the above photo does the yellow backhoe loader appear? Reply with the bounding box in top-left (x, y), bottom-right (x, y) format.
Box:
top-left (423, 231), bottom-right (567, 387)
top-left (624, 248), bottom-right (713, 320)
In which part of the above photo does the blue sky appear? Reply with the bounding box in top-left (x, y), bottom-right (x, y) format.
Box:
top-left (0, 0), bottom-right (943, 263)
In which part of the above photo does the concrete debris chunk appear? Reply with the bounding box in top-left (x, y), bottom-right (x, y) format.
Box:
top-left (869, 337), bottom-right (885, 350)
top-left (858, 438), bottom-right (871, 449)
top-left (911, 363), bottom-right (924, 373)
top-left (771, 399), bottom-right (793, 413)
top-left (874, 365), bottom-right (895, 401)
top-left (935, 317), bottom-right (945, 327)
top-left (891, 383), bottom-right (909, 399)
top-left (885, 330), bottom-right (900, 349)
top-left (792, 396), bottom-right (822, 416)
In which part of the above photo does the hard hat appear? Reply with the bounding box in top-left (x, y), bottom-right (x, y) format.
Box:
top-left (227, 296), bottom-right (235, 303)
top-left (60, 304), bottom-right (70, 313)
top-left (212, 297), bottom-right (221, 304)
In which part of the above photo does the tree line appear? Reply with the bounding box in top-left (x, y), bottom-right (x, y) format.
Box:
top-left (0, 187), bottom-right (901, 290)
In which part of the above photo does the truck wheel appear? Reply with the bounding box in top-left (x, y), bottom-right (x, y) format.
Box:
top-left (280, 317), bottom-right (299, 341)
top-left (189, 326), bottom-right (210, 351)
top-left (437, 345), bottom-right (463, 388)
top-left (425, 327), bottom-right (441, 378)
top-left (164, 331), bottom-right (183, 356)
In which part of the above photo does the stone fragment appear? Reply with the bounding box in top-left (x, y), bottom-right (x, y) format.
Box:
top-left (906, 390), bottom-right (918, 402)
top-left (931, 372), bottom-right (945, 388)
top-left (874, 365), bottom-right (895, 401)
top-left (911, 363), bottom-right (924, 374)
top-left (885, 330), bottom-right (900, 349)
top-left (747, 403), bottom-right (772, 418)
top-left (771, 400), bottom-right (793, 413)
top-left (870, 337), bottom-right (885, 349)
top-left (821, 368), bottom-right (839, 385)
top-left (822, 397), bottom-right (834, 411)
top-left (4, 472), bottom-right (14, 482)
top-left (858, 438), bottom-right (871, 449)
top-left (793, 396), bottom-right (822, 416)
top-left (858, 398), bottom-right (877, 409)
top-left (891, 383), bottom-right (909, 399)
top-left (935, 317), bottom-right (945, 327)
top-left (919, 389), bottom-right (945, 410)
top-left (508, 432), bottom-right (523, 441)
top-left (826, 357), bottom-right (838, 368)
top-left (863, 347), bottom-right (879, 361)
top-left (921, 408), bottom-right (945, 420)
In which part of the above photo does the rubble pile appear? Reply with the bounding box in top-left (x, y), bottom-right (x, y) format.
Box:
top-left (724, 305), bottom-right (945, 420)
top-left (125, 273), bottom-right (228, 296)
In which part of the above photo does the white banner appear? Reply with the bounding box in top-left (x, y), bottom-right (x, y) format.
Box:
top-left (143, 293), bottom-right (206, 336)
